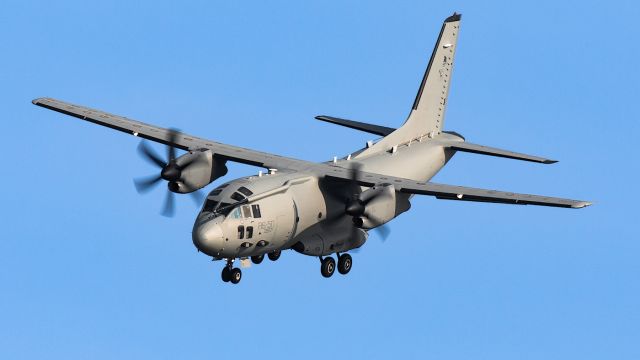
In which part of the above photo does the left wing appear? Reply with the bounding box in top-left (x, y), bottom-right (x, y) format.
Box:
top-left (324, 169), bottom-right (591, 209)
top-left (32, 97), bottom-right (313, 171)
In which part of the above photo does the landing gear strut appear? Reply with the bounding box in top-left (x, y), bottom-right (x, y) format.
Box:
top-left (221, 259), bottom-right (242, 284)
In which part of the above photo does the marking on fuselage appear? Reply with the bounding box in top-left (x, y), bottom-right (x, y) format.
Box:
top-left (258, 221), bottom-right (274, 234)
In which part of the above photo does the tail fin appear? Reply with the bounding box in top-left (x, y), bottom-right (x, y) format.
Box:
top-left (358, 13), bottom-right (461, 156)
top-left (407, 13), bottom-right (461, 137)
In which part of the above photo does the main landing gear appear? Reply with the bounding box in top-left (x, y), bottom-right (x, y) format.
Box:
top-left (221, 259), bottom-right (242, 284)
top-left (320, 253), bottom-right (352, 278)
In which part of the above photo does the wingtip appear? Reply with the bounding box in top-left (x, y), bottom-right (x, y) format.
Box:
top-left (445, 12), bottom-right (462, 23)
top-left (543, 159), bottom-right (559, 164)
top-left (32, 98), bottom-right (42, 105)
top-left (572, 201), bottom-right (593, 209)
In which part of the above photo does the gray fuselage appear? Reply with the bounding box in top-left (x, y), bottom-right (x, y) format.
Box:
top-left (191, 133), bottom-right (459, 258)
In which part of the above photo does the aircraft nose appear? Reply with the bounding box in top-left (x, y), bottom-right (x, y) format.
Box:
top-left (192, 221), bottom-right (224, 256)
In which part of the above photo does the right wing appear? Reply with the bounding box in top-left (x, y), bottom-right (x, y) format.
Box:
top-left (32, 97), bottom-right (314, 171)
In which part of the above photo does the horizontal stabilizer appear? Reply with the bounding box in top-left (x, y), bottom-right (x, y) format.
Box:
top-left (315, 115), bottom-right (395, 137)
top-left (446, 141), bottom-right (557, 164)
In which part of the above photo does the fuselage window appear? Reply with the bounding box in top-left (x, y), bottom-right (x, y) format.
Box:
top-left (238, 186), bottom-right (253, 197)
top-left (231, 192), bottom-right (245, 202)
top-left (251, 204), bottom-right (262, 218)
top-left (242, 205), bottom-right (252, 218)
top-left (246, 226), bottom-right (253, 239)
top-left (237, 225), bottom-right (245, 239)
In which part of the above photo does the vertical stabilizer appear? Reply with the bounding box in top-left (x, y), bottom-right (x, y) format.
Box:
top-left (407, 13), bottom-right (460, 136)
top-left (357, 13), bottom-right (461, 157)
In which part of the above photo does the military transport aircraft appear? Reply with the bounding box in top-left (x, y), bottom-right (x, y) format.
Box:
top-left (33, 13), bottom-right (590, 284)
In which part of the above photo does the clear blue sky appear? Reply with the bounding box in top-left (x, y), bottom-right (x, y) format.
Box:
top-left (2, 1), bottom-right (638, 359)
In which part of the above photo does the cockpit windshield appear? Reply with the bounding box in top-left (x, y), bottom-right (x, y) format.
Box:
top-left (203, 199), bottom-right (219, 213)
top-left (216, 203), bottom-right (234, 216)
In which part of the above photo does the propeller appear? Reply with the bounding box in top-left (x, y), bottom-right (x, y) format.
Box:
top-left (133, 129), bottom-right (204, 217)
top-left (325, 163), bottom-right (391, 242)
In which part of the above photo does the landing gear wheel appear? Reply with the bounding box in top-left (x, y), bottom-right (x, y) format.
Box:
top-left (268, 250), bottom-right (281, 261)
top-left (338, 253), bottom-right (352, 275)
top-left (251, 254), bottom-right (264, 264)
top-left (320, 257), bottom-right (336, 278)
top-left (221, 267), bottom-right (231, 282)
top-left (229, 268), bottom-right (242, 284)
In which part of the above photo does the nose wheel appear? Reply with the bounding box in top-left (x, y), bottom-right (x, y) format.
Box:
top-left (320, 253), bottom-right (353, 278)
top-left (221, 259), bottom-right (242, 284)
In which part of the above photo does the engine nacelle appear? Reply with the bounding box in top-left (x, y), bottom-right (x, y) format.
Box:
top-left (359, 184), bottom-right (409, 229)
top-left (169, 149), bottom-right (228, 193)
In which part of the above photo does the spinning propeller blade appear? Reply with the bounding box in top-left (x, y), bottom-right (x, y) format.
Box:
top-left (133, 128), bottom-right (204, 217)
top-left (324, 163), bottom-right (393, 242)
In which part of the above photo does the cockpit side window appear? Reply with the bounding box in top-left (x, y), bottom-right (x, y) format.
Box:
top-left (210, 183), bottom-right (229, 196)
top-left (231, 207), bottom-right (242, 219)
top-left (231, 192), bottom-right (245, 202)
top-left (242, 205), bottom-right (252, 218)
top-left (203, 199), bottom-right (218, 213)
top-left (251, 204), bottom-right (261, 218)
top-left (210, 188), bottom-right (223, 196)
top-left (237, 187), bottom-right (253, 197)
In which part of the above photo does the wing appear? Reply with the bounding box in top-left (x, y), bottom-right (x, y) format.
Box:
top-left (33, 97), bottom-right (590, 209)
top-left (32, 97), bottom-right (313, 171)
top-left (324, 168), bottom-right (591, 209)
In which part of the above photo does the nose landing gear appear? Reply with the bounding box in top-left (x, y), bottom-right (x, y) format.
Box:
top-left (221, 259), bottom-right (242, 284)
top-left (319, 253), bottom-right (353, 278)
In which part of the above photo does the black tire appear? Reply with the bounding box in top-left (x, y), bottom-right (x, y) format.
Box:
top-left (230, 268), bottom-right (242, 284)
top-left (221, 267), bottom-right (231, 282)
top-left (251, 254), bottom-right (264, 264)
top-left (268, 250), bottom-right (281, 261)
top-left (338, 253), bottom-right (352, 275)
top-left (320, 257), bottom-right (336, 278)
